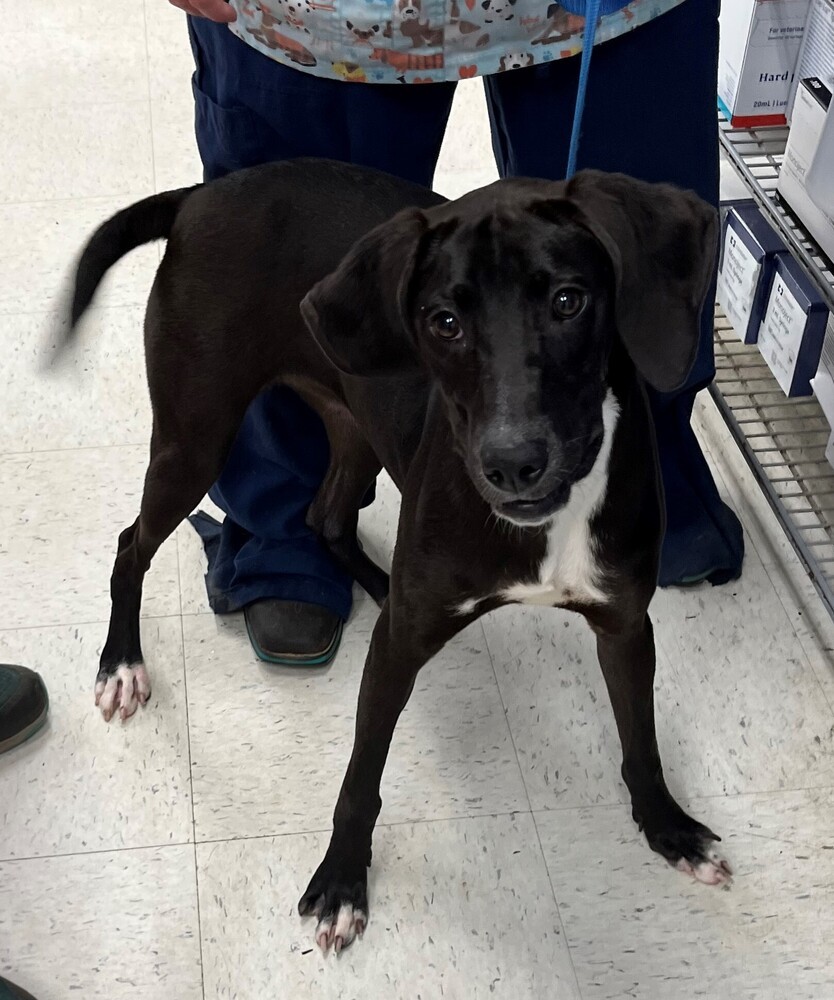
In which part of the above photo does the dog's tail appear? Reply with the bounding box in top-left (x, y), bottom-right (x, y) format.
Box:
top-left (70, 186), bottom-right (196, 327)
top-left (47, 186), bottom-right (197, 364)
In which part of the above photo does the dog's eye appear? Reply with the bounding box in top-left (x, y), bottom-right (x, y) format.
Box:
top-left (552, 288), bottom-right (587, 319)
top-left (429, 311), bottom-right (463, 341)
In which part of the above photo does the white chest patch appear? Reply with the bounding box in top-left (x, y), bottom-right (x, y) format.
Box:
top-left (499, 390), bottom-right (619, 609)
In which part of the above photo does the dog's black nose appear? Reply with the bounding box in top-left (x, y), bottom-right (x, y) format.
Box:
top-left (481, 439), bottom-right (547, 494)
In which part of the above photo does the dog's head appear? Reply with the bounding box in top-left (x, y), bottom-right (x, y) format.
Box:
top-left (346, 19), bottom-right (382, 40)
top-left (301, 171), bottom-right (717, 526)
top-left (481, 0), bottom-right (517, 20)
top-left (500, 51), bottom-right (533, 70)
top-left (398, 0), bottom-right (421, 19)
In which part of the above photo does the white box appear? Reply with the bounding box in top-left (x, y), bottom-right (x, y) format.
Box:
top-left (757, 252), bottom-right (829, 395)
top-left (816, 310), bottom-right (834, 382)
top-left (810, 314), bottom-right (834, 467)
top-left (717, 202), bottom-right (786, 342)
top-left (788, 0), bottom-right (834, 120)
top-left (719, 0), bottom-right (810, 126)
top-left (777, 76), bottom-right (834, 262)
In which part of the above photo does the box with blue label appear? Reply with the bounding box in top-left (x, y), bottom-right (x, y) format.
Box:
top-left (757, 253), bottom-right (830, 395)
top-left (717, 201), bottom-right (787, 343)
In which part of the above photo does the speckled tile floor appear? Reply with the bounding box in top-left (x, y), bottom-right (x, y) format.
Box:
top-left (1, 5), bottom-right (834, 998)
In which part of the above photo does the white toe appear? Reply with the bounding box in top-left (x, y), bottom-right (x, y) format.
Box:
top-left (333, 904), bottom-right (356, 953)
top-left (134, 664), bottom-right (151, 704)
top-left (676, 848), bottom-right (732, 887)
top-left (95, 663), bottom-right (151, 722)
top-left (97, 674), bottom-right (120, 721)
top-left (315, 904), bottom-right (367, 955)
top-left (117, 664), bottom-right (138, 719)
top-left (315, 917), bottom-right (334, 954)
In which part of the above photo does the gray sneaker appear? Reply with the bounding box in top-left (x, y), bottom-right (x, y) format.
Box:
top-left (0, 664), bottom-right (49, 755)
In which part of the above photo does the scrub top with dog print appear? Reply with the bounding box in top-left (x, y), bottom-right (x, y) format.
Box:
top-left (228, 0), bottom-right (685, 85)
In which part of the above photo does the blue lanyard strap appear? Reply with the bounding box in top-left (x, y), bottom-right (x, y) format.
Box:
top-left (563, 0), bottom-right (632, 178)
top-left (565, 0), bottom-right (602, 179)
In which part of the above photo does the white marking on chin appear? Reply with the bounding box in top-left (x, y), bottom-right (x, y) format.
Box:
top-left (501, 390), bottom-right (620, 608)
top-left (314, 903), bottom-right (367, 955)
top-left (94, 663), bottom-right (151, 723)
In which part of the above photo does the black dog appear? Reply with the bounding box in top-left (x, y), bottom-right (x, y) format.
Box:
top-left (59, 158), bottom-right (731, 954)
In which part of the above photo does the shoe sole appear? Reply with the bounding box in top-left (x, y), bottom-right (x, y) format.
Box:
top-left (0, 700), bottom-right (49, 756)
top-left (244, 616), bottom-right (344, 667)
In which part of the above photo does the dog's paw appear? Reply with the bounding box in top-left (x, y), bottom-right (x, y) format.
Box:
top-left (94, 663), bottom-right (151, 722)
top-left (644, 813), bottom-right (732, 888)
top-left (675, 847), bottom-right (733, 886)
top-left (311, 902), bottom-right (367, 954)
top-left (298, 852), bottom-right (369, 955)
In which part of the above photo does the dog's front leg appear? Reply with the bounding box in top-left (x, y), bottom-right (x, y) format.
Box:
top-left (299, 594), bottom-right (467, 953)
top-left (593, 613), bottom-right (733, 886)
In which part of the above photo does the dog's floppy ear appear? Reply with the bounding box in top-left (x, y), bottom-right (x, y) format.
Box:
top-left (566, 170), bottom-right (718, 393)
top-left (300, 208), bottom-right (427, 377)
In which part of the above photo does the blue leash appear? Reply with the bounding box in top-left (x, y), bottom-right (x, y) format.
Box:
top-left (565, 0), bottom-right (602, 179)
top-left (564, 0), bottom-right (631, 178)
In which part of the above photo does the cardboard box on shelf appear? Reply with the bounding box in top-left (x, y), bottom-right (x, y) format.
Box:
top-left (805, 100), bottom-right (834, 213)
top-left (720, 150), bottom-right (753, 202)
top-left (809, 314), bottom-right (834, 466)
top-left (777, 76), bottom-right (834, 263)
top-left (815, 310), bottom-right (834, 382)
top-left (719, 0), bottom-right (810, 127)
top-left (758, 252), bottom-right (830, 395)
top-left (717, 201), bottom-right (787, 343)
top-left (787, 0), bottom-right (834, 120)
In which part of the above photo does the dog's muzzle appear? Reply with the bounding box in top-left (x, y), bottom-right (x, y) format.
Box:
top-left (480, 429), bottom-right (604, 526)
top-left (477, 436), bottom-right (568, 523)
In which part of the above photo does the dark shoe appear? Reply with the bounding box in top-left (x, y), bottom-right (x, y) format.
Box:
top-left (244, 600), bottom-right (343, 667)
top-left (0, 665), bottom-right (49, 755)
top-left (0, 978), bottom-right (36, 1000)
top-left (0, 977), bottom-right (37, 1000)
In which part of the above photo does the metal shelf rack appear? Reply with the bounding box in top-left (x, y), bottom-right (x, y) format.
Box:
top-left (714, 115), bottom-right (834, 618)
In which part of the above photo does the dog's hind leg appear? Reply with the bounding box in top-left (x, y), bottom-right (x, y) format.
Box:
top-left (301, 390), bottom-right (389, 607)
top-left (97, 419), bottom-right (235, 722)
